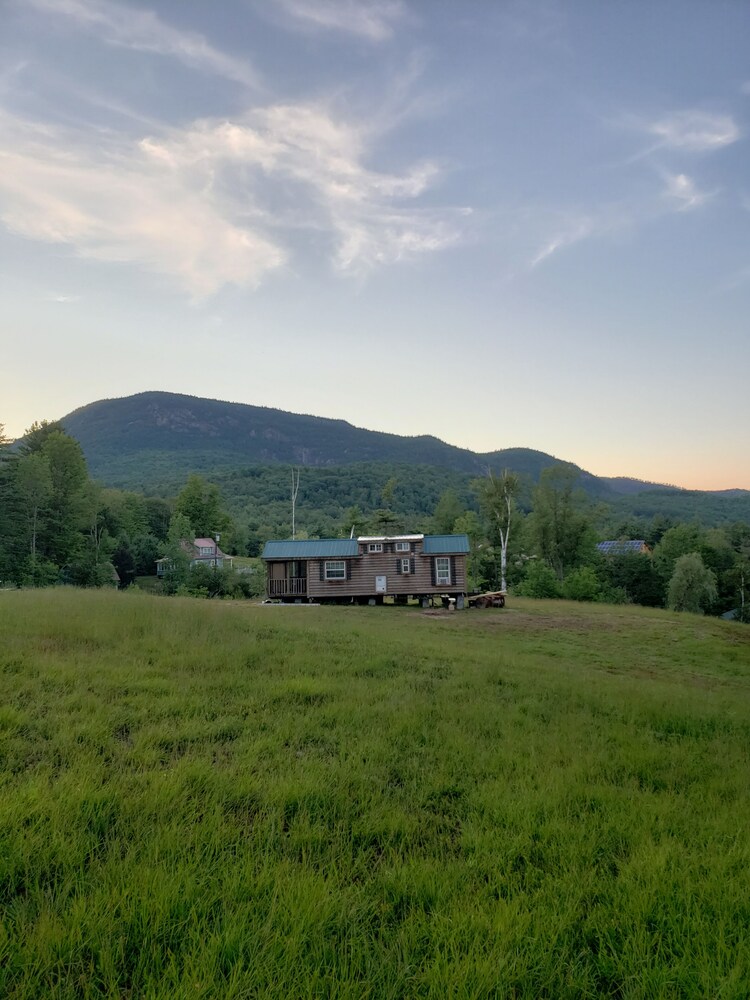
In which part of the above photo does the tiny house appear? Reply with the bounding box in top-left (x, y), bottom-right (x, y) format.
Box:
top-left (261, 534), bottom-right (469, 605)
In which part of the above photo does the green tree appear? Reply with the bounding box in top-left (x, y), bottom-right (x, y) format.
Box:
top-left (161, 512), bottom-right (194, 593)
top-left (667, 553), bottom-right (717, 614)
top-left (341, 504), bottom-right (368, 538)
top-left (0, 425), bottom-right (25, 585)
top-left (600, 552), bottom-right (664, 607)
top-left (453, 510), bottom-right (485, 591)
top-left (653, 524), bottom-right (704, 584)
top-left (80, 483), bottom-right (115, 586)
top-left (724, 527), bottom-right (750, 622)
top-left (174, 475), bottom-right (230, 538)
top-left (528, 466), bottom-right (594, 580)
top-left (145, 497), bottom-right (172, 541)
top-left (432, 489), bottom-right (463, 535)
top-left (373, 476), bottom-right (401, 533)
top-left (17, 419), bottom-right (64, 457)
top-left (38, 430), bottom-right (89, 569)
top-left (16, 452), bottom-right (52, 568)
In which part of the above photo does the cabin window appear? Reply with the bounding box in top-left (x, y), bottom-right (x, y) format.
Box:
top-left (400, 558), bottom-right (411, 574)
top-left (199, 546), bottom-right (214, 555)
top-left (394, 541), bottom-right (410, 552)
top-left (324, 560), bottom-right (346, 580)
top-left (368, 543), bottom-right (383, 553)
top-left (435, 557), bottom-right (451, 586)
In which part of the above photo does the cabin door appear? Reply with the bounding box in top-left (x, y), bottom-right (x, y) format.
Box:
top-left (375, 575), bottom-right (387, 594)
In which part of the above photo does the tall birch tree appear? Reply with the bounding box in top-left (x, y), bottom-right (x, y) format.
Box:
top-left (478, 469), bottom-right (520, 592)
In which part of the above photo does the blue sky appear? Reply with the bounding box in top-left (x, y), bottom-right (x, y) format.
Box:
top-left (2, 0), bottom-right (749, 489)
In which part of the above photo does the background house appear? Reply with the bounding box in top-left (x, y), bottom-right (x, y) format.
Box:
top-left (156, 537), bottom-right (233, 577)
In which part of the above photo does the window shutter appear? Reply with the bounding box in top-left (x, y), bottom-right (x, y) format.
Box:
top-left (396, 559), bottom-right (401, 574)
top-left (319, 561), bottom-right (324, 581)
top-left (450, 556), bottom-right (456, 585)
top-left (431, 559), bottom-right (436, 586)
top-left (410, 558), bottom-right (416, 575)
top-left (346, 561), bottom-right (352, 581)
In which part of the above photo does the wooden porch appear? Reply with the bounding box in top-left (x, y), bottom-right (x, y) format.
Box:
top-left (268, 577), bottom-right (307, 597)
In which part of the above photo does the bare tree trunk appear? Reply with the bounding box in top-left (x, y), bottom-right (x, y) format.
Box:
top-left (291, 467), bottom-right (300, 540)
top-left (30, 505), bottom-right (38, 561)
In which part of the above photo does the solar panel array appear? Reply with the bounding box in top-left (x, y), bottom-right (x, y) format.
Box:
top-left (596, 540), bottom-right (647, 555)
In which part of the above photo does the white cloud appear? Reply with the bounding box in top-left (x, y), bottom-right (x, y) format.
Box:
top-left (662, 172), bottom-right (715, 211)
top-left (140, 104), bottom-right (459, 276)
top-left (0, 112), bottom-right (285, 296)
top-left (24, 0), bottom-right (259, 87)
top-left (0, 101), bottom-right (459, 294)
top-left (273, 0), bottom-right (407, 40)
top-left (647, 110), bottom-right (739, 152)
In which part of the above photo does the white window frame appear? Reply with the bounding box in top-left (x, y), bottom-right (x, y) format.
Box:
top-left (400, 558), bottom-right (411, 574)
top-left (435, 557), bottom-right (451, 586)
top-left (199, 546), bottom-right (214, 555)
top-left (324, 560), bottom-right (346, 580)
top-left (368, 543), bottom-right (383, 553)
top-left (395, 541), bottom-right (411, 552)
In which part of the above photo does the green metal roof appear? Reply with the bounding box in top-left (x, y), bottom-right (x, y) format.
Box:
top-left (422, 534), bottom-right (470, 554)
top-left (262, 539), bottom-right (359, 560)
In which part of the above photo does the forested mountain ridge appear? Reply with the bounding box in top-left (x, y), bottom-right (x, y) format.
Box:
top-left (60, 391), bottom-right (608, 493)
top-left (56, 393), bottom-right (749, 530)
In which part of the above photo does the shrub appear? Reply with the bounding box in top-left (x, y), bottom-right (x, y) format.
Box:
top-left (515, 561), bottom-right (560, 599)
top-left (562, 566), bottom-right (602, 602)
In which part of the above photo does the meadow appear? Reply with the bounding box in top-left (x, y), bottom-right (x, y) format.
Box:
top-left (0, 590), bottom-right (749, 999)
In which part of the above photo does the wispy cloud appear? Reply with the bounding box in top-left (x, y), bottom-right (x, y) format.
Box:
top-left (622, 108), bottom-right (740, 164)
top-left (662, 171), bottom-right (715, 211)
top-left (646, 109), bottom-right (739, 152)
top-left (272, 0), bottom-right (407, 40)
top-left (24, 0), bottom-right (259, 87)
top-left (0, 101), bottom-right (460, 295)
top-left (529, 216), bottom-right (594, 267)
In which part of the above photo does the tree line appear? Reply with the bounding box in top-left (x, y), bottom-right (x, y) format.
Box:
top-left (0, 421), bottom-right (251, 598)
top-left (1, 420), bottom-right (747, 619)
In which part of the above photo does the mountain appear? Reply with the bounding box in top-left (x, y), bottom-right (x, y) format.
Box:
top-left (601, 476), bottom-right (683, 495)
top-left (60, 391), bottom-right (609, 495)
top-left (57, 392), bottom-right (750, 528)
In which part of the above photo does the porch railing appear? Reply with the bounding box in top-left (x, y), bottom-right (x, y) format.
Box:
top-left (268, 577), bottom-right (307, 596)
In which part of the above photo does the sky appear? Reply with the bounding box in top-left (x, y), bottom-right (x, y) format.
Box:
top-left (1, 0), bottom-right (749, 490)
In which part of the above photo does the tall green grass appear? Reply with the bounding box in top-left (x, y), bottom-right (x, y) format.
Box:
top-left (1, 590), bottom-right (748, 998)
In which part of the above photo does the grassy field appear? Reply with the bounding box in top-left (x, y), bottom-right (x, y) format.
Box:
top-left (0, 590), bottom-right (749, 999)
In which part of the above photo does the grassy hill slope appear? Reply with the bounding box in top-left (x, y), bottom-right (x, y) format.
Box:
top-left (1, 589), bottom-right (748, 998)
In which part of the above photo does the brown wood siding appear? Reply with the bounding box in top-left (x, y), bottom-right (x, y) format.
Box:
top-left (305, 547), bottom-right (467, 599)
